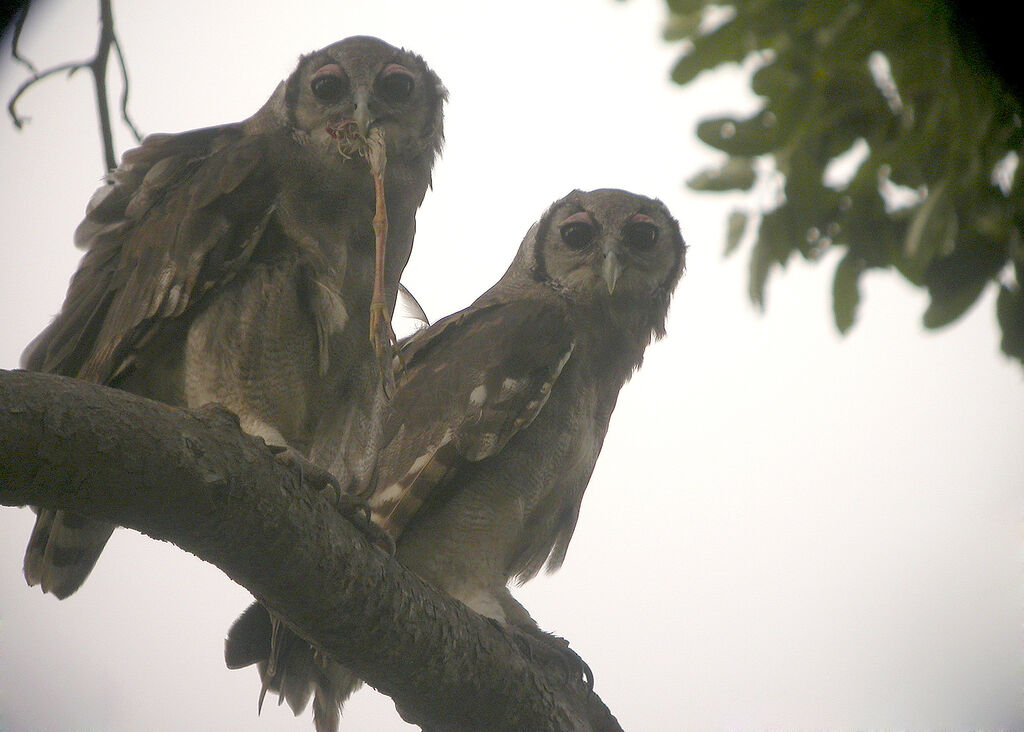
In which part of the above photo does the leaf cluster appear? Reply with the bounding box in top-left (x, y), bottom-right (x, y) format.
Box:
top-left (667, 0), bottom-right (1024, 363)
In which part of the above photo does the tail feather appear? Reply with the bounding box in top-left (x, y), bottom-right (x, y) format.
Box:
top-left (225, 601), bottom-right (362, 732)
top-left (23, 509), bottom-right (115, 599)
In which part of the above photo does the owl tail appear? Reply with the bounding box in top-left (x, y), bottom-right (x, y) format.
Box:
top-left (225, 601), bottom-right (361, 732)
top-left (23, 509), bottom-right (115, 599)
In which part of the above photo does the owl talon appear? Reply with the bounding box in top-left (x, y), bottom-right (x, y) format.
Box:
top-left (334, 491), bottom-right (396, 554)
top-left (521, 627), bottom-right (594, 692)
top-left (268, 444), bottom-right (341, 494)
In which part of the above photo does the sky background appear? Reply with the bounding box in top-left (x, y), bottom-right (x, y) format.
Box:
top-left (1, 1), bottom-right (1022, 730)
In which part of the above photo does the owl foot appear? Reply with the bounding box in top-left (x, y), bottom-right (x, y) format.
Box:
top-left (334, 490), bottom-right (397, 555)
top-left (269, 444), bottom-right (395, 553)
top-left (268, 444), bottom-right (341, 495)
top-left (518, 626), bottom-right (595, 692)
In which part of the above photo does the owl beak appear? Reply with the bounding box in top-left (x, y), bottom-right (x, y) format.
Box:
top-left (353, 90), bottom-right (372, 137)
top-left (602, 251), bottom-right (622, 294)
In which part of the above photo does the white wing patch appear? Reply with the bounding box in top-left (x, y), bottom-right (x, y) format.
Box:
top-left (469, 384), bottom-right (487, 407)
top-left (370, 480), bottom-right (408, 508)
top-left (499, 377), bottom-right (525, 400)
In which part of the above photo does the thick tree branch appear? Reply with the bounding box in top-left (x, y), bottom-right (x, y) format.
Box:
top-left (0, 369), bottom-right (621, 731)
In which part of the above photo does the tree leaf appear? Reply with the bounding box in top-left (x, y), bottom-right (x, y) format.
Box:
top-left (725, 211), bottom-right (748, 255)
top-left (670, 18), bottom-right (749, 86)
top-left (665, 0), bottom-right (1023, 365)
top-left (832, 253), bottom-right (863, 334)
top-left (687, 157), bottom-right (756, 191)
top-left (996, 282), bottom-right (1024, 361)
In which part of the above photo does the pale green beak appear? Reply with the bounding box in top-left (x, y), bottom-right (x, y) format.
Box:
top-left (602, 250), bottom-right (622, 294)
top-left (354, 91), bottom-right (371, 137)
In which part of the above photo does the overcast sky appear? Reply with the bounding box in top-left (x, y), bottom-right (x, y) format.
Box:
top-left (1, 1), bottom-right (1022, 730)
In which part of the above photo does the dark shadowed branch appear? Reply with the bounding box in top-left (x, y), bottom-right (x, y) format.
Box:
top-left (0, 368), bottom-right (621, 732)
top-left (7, 0), bottom-right (142, 172)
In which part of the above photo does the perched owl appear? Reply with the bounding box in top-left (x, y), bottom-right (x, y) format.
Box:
top-left (225, 189), bottom-right (686, 730)
top-left (22, 36), bottom-right (446, 600)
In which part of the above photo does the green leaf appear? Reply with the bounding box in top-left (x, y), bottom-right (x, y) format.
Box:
top-left (687, 157), bottom-right (756, 191)
top-left (696, 111), bottom-right (784, 157)
top-left (922, 277), bottom-right (990, 329)
top-left (665, 0), bottom-right (1023, 364)
top-left (899, 178), bottom-right (954, 285)
top-left (664, 11), bottom-right (704, 41)
top-left (748, 208), bottom-right (798, 307)
top-left (751, 62), bottom-right (801, 98)
top-left (725, 211), bottom-right (748, 255)
top-left (666, 0), bottom-right (710, 15)
top-left (832, 254), bottom-right (863, 334)
top-left (670, 18), bottom-right (749, 86)
top-left (996, 283), bottom-right (1024, 361)
top-left (922, 244), bottom-right (1004, 329)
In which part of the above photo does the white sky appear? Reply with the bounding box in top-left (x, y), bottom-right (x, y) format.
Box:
top-left (1, 1), bottom-right (1021, 730)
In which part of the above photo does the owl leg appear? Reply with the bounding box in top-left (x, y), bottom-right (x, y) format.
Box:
top-left (365, 126), bottom-right (399, 397)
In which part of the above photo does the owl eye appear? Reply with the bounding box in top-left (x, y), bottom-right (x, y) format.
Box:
top-left (310, 65), bottom-right (349, 102)
top-left (376, 65), bottom-right (415, 103)
top-left (623, 220), bottom-right (658, 250)
top-left (560, 222), bottom-right (595, 250)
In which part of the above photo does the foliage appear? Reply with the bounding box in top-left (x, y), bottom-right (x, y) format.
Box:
top-left (665, 0), bottom-right (1024, 364)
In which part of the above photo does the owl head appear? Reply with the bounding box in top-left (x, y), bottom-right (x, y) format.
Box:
top-left (251, 36), bottom-right (446, 163)
top-left (513, 188), bottom-right (686, 341)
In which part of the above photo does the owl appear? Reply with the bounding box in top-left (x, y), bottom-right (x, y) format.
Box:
top-left (22, 36), bottom-right (446, 600)
top-left (225, 189), bottom-right (686, 731)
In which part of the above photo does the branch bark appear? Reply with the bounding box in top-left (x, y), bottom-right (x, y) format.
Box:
top-left (0, 368), bottom-right (621, 731)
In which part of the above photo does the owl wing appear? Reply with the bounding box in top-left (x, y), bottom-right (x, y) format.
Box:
top-left (22, 124), bottom-right (277, 386)
top-left (21, 124), bottom-right (285, 599)
top-left (369, 297), bottom-right (575, 541)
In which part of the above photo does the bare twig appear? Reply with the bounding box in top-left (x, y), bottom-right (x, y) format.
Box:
top-left (7, 62), bottom-right (85, 128)
top-left (11, 4), bottom-right (38, 74)
top-left (7, 0), bottom-right (141, 172)
top-left (111, 33), bottom-right (142, 143)
top-left (90, 0), bottom-right (117, 170)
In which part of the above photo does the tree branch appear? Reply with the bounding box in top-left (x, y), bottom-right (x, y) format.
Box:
top-left (0, 369), bottom-right (621, 731)
top-left (11, 4), bottom-right (39, 75)
top-left (111, 32), bottom-right (142, 144)
top-left (7, 0), bottom-right (142, 173)
top-left (91, 0), bottom-right (117, 171)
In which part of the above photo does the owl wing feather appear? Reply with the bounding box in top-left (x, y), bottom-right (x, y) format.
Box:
top-left (370, 297), bottom-right (575, 541)
top-left (23, 124), bottom-right (277, 386)
top-left (22, 125), bottom-right (282, 599)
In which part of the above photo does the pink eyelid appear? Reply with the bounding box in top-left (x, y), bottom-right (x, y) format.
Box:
top-left (561, 211), bottom-right (594, 226)
top-left (382, 63), bottom-right (413, 78)
top-left (630, 213), bottom-right (656, 225)
top-left (312, 63), bottom-right (345, 79)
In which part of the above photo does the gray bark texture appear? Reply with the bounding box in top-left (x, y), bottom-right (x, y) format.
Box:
top-left (0, 368), bottom-right (622, 732)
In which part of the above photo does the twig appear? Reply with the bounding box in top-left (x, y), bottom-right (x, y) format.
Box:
top-left (111, 33), bottom-right (142, 143)
top-left (7, 0), bottom-right (141, 173)
top-left (11, 4), bottom-right (38, 75)
top-left (7, 62), bottom-right (86, 129)
top-left (91, 0), bottom-right (117, 170)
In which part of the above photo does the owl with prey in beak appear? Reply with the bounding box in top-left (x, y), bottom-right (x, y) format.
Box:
top-left (22, 36), bottom-right (446, 600)
top-left (225, 188), bottom-right (686, 731)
